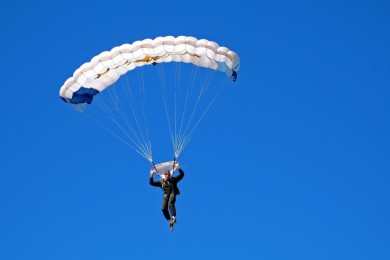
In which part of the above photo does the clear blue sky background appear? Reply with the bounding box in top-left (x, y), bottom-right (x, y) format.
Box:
top-left (1, 0), bottom-right (389, 259)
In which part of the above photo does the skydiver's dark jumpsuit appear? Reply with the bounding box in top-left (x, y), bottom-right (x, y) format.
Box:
top-left (149, 169), bottom-right (184, 220)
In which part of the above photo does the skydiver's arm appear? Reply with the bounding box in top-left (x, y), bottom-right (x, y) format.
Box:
top-left (175, 168), bottom-right (185, 182)
top-left (149, 176), bottom-right (161, 187)
top-left (149, 169), bottom-right (161, 187)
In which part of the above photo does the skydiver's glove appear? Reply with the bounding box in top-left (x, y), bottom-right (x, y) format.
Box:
top-left (174, 161), bottom-right (180, 169)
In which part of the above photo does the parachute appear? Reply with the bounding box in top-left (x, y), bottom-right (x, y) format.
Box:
top-left (60, 36), bottom-right (240, 168)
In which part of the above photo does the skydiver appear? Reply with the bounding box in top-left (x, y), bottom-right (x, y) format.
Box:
top-left (149, 161), bottom-right (185, 231)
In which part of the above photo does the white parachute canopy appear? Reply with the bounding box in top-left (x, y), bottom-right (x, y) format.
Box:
top-left (60, 35), bottom-right (240, 164)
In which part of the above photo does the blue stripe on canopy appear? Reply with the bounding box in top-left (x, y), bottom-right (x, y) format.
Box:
top-left (61, 87), bottom-right (100, 104)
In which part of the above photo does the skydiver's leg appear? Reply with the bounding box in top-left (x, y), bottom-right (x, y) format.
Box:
top-left (168, 193), bottom-right (177, 218)
top-left (161, 194), bottom-right (171, 220)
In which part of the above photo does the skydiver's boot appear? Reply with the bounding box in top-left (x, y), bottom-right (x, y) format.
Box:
top-left (169, 216), bottom-right (176, 231)
top-left (169, 221), bottom-right (174, 231)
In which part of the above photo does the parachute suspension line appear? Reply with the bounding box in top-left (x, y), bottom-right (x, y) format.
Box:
top-left (107, 85), bottom-right (143, 145)
top-left (174, 65), bottom-right (199, 158)
top-left (136, 67), bottom-right (153, 158)
top-left (179, 68), bottom-right (217, 146)
top-left (96, 102), bottom-right (152, 161)
top-left (121, 74), bottom-right (148, 148)
top-left (92, 72), bottom-right (153, 161)
top-left (176, 66), bottom-right (199, 157)
top-left (158, 63), bottom-right (176, 152)
top-left (175, 67), bottom-right (225, 157)
top-left (122, 72), bottom-right (152, 160)
top-left (172, 62), bottom-right (185, 158)
top-left (178, 65), bottom-right (198, 138)
top-left (109, 74), bottom-right (152, 161)
top-left (122, 73), bottom-right (153, 161)
top-left (173, 62), bottom-right (181, 157)
top-left (80, 107), bottom-right (152, 161)
top-left (157, 63), bottom-right (221, 159)
top-left (179, 76), bottom-right (228, 153)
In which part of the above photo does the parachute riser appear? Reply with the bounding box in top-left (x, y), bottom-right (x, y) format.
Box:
top-left (151, 161), bottom-right (159, 176)
top-left (172, 156), bottom-right (177, 173)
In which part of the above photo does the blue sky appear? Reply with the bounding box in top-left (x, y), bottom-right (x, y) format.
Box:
top-left (1, 0), bottom-right (389, 259)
